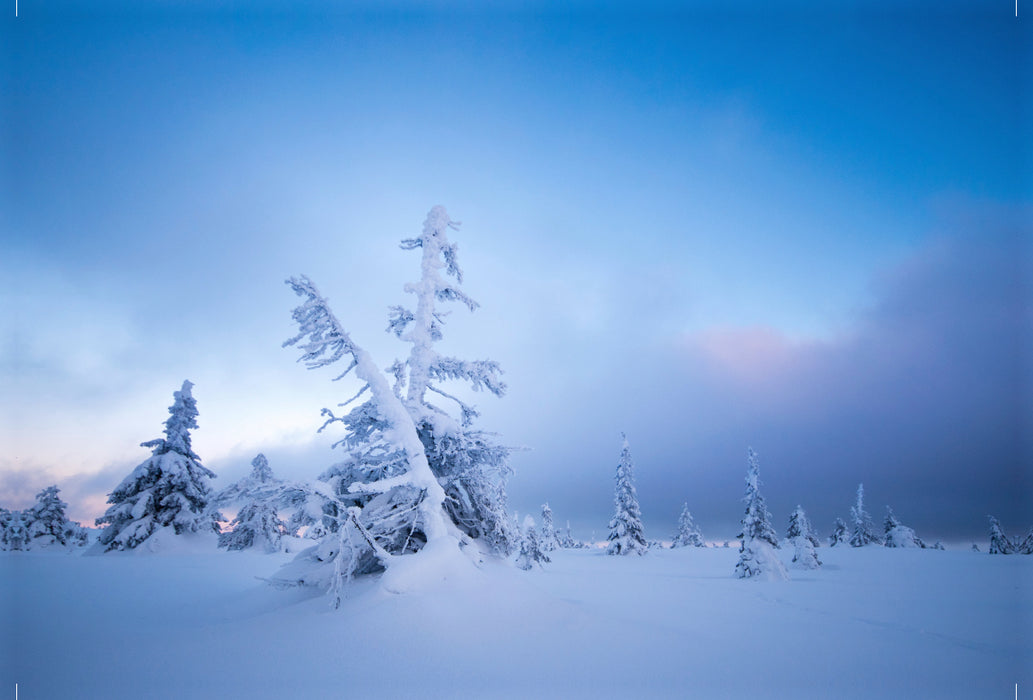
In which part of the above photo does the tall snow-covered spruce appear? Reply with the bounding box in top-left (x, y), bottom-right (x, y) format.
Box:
top-left (606, 433), bottom-right (647, 555)
top-left (274, 207), bottom-right (513, 600)
top-left (734, 448), bottom-right (788, 580)
top-left (95, 381), bottom-right (220, 551)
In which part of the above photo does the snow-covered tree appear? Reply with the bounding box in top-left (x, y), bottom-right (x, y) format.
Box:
top-left (828, 518), bottom-right (848, 547)
top-left (219, 500), bottom-right (288, 553)
top-left (273, 208), bottom-right (514, 597)
top-left (25, 486), bottom-right (88, 548)
top-left (671, 503), bottom-right (705, 548)
top-left (213, 453), bottom-right (282, 507)
top-left (1017, 528), bottom-right (1033, 555)
top-left (735, 448), bottom-right (788, 580)
top-left (515, 515), bottom-right (550, 570)
top-left (787, 505), bottom-right (821, 569)
top-left (848, 483), bottom-right (878, 547)
top-left (95, 381), bottom-right (220, 551)
top-left (560, 520), bottom-right (577, 549)
top-left (0, 510), bottom-right (27, 551)
top-left (883, 506), bottom-right (926, 548)
top-left (987, 516), bottom-right (1015, 554)
top-left (539, 502), bottom-right (559, 552)
top-left (606, 434), bottom-right (647, 556)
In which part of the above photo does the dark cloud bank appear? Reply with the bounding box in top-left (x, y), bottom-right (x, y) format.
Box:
top-left (509, 214), bottom-right (1031, 543)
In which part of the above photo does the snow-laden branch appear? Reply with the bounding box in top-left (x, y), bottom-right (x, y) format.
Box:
top-left (429, 357), bottom-right (506, 397)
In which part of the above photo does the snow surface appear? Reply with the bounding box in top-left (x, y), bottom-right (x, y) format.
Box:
top-left (2, 543), bottom-right (1030, 698)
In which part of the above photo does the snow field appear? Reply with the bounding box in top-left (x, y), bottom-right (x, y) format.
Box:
top-left (2, 543), bottom-right (1029, 699)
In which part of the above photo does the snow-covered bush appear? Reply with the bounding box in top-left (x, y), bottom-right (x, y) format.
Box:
top-left (0, 509), bottom-right (28, 551)
top-left (273, 207), bottom-right (514, 597)
top-left (848, 483), bottom-right (879, 547)
top-left (735, 448), bottom-right (788, 580)
top-left (671, 503), bottom-right (705, 548)
top-left (883, 507), bottom-right (925, 549)
top-left (787, 505), bottom-right (821, 570)
top-left (515, 515), bottom-right (550, 570)
top-left (606, 434), bottom-right (647, 556)
top-left (95, 381), bottom-right (221, 551)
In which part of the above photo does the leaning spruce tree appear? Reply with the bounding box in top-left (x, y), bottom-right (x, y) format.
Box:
top-left (829, 517), bottom-right (848, 547)
top-left (95, 381), bottom-right (220, 551)
top-left (735, 448), bottom-right (788, 580)
top-left (273, 207), bottom-right (513, 601)
top-left (606, 433), bottom-right (647, 555)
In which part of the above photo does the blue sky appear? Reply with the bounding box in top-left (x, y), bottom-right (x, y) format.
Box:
top-left (1, 2), bottom-right (1029, 540)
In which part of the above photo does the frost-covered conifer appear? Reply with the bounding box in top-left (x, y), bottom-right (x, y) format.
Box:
top-left (848, 484), bottom-right (878, 547)
top-left (1017, 528), bottom-right (1033, 555)
top-left (95, 381), bottom-right (220, 551)
top-left (515, 515), bottom-right (549, 570)
top-left (883, 506), bottom-right (925, 548)
top-left (219, 500), bottom-right (288, 553)
top-left (539, 502), bottom-right (559, 552)
top-left (214, 454), bottom-right (281, 507)
top-left (273, 208), bottom-right (514, 595)
top-left (560, 521), bottom-right (577, 549)
top-left (671, 503), bottom-right (705, 548)
top-left (25, 486), bottom-right (87, 548)
top-left (606, 434), bottom-right (647, 556)
top-left (735, 448), bottom-right (788, 580)
top-left (828, 518), bottom-right (848, 547)
top-left (987, 516), bottom-right (1015, 554)
top-left (787, 505), bottom-right (821, 569)
top-left (0, 510), bottom-right (27, 551)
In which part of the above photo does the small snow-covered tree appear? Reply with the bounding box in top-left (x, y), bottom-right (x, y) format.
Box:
top-left (0, 510), bottom-right (28, 551)
top-left (883, 506), bottom-right (925, 548)
top-left (219, 500), bottom-right (288, 553)
top-left (95, 381), bottom-right (220, 551)
top-left (1017, 528), bottom-right (1033, 555)
top-left (987, 516), bottom-right (1015, 554)
top-left (25, 486), bottom-right (87, 548)
top-left (848, 483), bottom-right (878, 547)
top-left (515, 515), bottom-right (549, 570)
top-left (606, 434), bottom-right (647, 556)
top-left (671, 503), bottom-right (705, 548)
top-left (787, 505), bottom-right (821, 569)
top-left (539, 502), bottom-right (559, 552)
top-left (735, 448), bottom-right (787, 580)
top-left (828, 518), bottom-right (848, 547)
top-left (213, 453), bottom-right (282, 507)
top-left (560, 521), bottom-right (579, 549)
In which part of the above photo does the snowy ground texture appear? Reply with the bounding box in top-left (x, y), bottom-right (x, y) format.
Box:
top-left (2, 540), bottom-right (1031, 699)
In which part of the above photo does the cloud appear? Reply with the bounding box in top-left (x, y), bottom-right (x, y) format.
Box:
top-left (510, 210), bottom-right (1030, 541)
